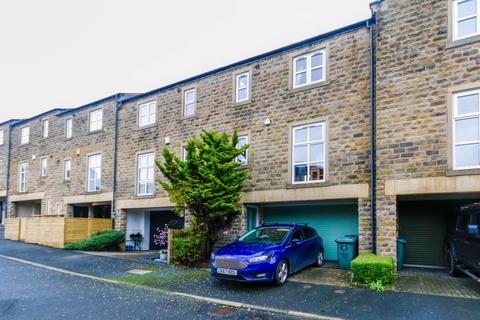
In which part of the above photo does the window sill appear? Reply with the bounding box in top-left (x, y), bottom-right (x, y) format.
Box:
top-left (88, 129), bottom-right (104, 135)
top-left (181, 114), bottom-right (197, 120)
top-left (289, 80), bottom-right (330, 94)
top-left (233, 99), bottom-right (251, 107)
top-left (136, 124), bottom-right (157, 131)
top-left (446, 35), bottom-right (480, 49)
top-left (86, 190), bottom-right (102, 194)
top-left (135, 194), bottom-right (156, 199)
top-left (446, 168), bottom-right (480, 177)
top-left (286, 181), bottom-right (328, 189)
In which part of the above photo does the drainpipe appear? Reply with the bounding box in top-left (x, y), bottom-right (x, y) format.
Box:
top-left (4, 123), bottom-right (13, 222)
top-left (112, 94), bottom-right (122, 230)
top-left (368, 10), bottom-right (378, 254)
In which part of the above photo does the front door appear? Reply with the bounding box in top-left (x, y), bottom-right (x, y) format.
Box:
top-left (149, 211), bottom-right (184, 250)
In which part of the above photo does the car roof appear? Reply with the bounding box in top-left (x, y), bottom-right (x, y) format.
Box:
top-left (258, 224), bottom-right (308, 228)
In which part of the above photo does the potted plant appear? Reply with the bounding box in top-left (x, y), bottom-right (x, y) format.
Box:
top-left (153, 224), bottom-right (168, 261)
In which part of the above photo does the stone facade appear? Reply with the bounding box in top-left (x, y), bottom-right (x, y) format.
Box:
top-left (374, 0), bottom-right (480, 259)
top-left (6, 97), bottom-right (120, 218)
top-left (115, 25), bottom-right (374, 250)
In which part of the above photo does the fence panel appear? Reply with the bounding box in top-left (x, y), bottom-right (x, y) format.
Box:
top-left (4, 218), bottom-right (21, 240)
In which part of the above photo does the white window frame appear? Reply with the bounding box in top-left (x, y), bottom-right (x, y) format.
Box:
top-left (0, 129), bottom-right (4, 145)
top-left (65, 117), bottom-right (73, 139)
top-left (87, 153), bottom-right (102, 192)
top-left (138, 101), bottom-right (156, 127)
top-left (452, 89), bottom-right (480, 170)
top-left (292, 50), bottom-right (326, 89)
top-left (20, 126), bottom-right (30, 145)
top-left (292, 122), bottom-right (326, 184)
top-left (18, 162), bottom-right (28, 192)
top-left (137, 153), bottom-right (155, 196)
top-left (89, 109), bottom-right (103, 132)
top-left (183, 147), bottom-right (188, 160)
top-left (40, 157), bottom-right (48, 177)
top-left (56, 203), bottom-right (62, 215)
top-left (184, 89), bottom-right (196, 117)
top-left (46, 197), bottom-right (51, 215)
top-left (235, 135), bottom-right (249, 164)
top-left (64, 159), bottom-right (72, 180)
top-left (42, 118), bottom-right (49, 138)
top-left (453, 0), bottom-right (480, 41)
top-left (235, 72), bottom-right (250, 103)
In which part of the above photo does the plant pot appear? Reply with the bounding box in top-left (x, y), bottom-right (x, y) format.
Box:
top-left (159, 250), bottom-right (167, 261)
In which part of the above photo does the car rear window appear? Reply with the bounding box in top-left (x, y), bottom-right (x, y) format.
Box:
top-left (303, 227), bottom-right (317, 239)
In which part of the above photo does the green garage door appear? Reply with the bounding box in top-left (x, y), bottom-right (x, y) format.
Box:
top-left (263, 204), bottom-right (358, 261)
top-left (398, 201), bottom-right (463, 267)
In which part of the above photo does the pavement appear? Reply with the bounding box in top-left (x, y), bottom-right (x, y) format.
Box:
top-left (1, 236), bottom-right (479, 320)
top-left (0, 256), bottom-right (293, 320)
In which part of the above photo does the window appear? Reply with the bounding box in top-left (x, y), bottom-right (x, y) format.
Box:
top-left (42, 119), bottom-right (49, 138)
top-left (453, 90), bottom-right (480, 169)
top-left (289, 229), bottom-right (304, 244)
top-left (20, 126), bottom-right (29, 145)
top-left (302, 227), bottom-right (317, 240)
top-left (65, 118), bottom-right (73, 139)
top-left (18, 162), bottom-right (28, 192)
top-left (87, 154), bottom-right (101, 192)
top-left (138, 101), bottom-right (156, 127)
top-left (56, 203), bottom-right (62, 215)
top-left (292, 122), bottom-right (326, 183)
top-left (453, 0), bottom-right (479, 40)
top-left (235, 135), bottom-right (248, 164)
top-left (184, 89), bottom-right (196, 116)
top-left (0, 129), bottom-right (3, 145)
top-left (293, 50), bottom-right (326, 88)
top-left (137, 153), bottom-right (155, 196)
top-left (235, 72), bottom-right (250, 103)
top-left (183, 147), bottom-right (188, 160)
top-left (89, 109), bottom-right (103, 132)
top-left (40, 157), bottom-right (48, 177)
top-left (64, 159), bottom-right (71, 180)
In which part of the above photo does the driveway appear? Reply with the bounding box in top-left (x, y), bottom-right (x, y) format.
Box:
top-left (0, 237), bottom-right (479, 320)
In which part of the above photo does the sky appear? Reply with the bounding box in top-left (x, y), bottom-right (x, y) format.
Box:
top-left (0, 0), bottom-right (371, 122)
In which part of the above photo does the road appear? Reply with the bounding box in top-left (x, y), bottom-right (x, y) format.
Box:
top-left (0, 256), bottom-right (295, 320)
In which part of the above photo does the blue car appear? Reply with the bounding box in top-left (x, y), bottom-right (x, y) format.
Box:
top-left (210, 224), bottom-right (324, 286)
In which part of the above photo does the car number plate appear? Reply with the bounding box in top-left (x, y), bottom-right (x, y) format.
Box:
top-left (217, 268), bottom-right (237, 276)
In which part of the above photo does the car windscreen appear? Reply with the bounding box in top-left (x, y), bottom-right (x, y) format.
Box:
top-left (238, 227), bottom-right (291, 244)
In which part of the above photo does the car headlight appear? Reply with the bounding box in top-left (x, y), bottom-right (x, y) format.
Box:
top-left (248, 254), bottom-right (272, 263)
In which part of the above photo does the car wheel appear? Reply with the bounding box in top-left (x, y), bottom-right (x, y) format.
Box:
top-left (274, 260), bottom-right (289, 286)
top-left (447, 249), bottom-right (460, 277)
top-left (315, 250), bottom-right (324, 267)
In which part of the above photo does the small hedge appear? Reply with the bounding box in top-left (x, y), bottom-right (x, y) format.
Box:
top-left (171, 236), bottom-right (204, 266)
top-left (64, 230), bottom-right (125, 251)
top-left (351, 253), bottom-right (395, 290)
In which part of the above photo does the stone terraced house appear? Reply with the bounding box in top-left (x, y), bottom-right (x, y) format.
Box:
top-left (2, 0), bottom-right (479, 266)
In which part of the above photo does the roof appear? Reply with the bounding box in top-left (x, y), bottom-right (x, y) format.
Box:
top-left (11, 108), bottom-right (68, 128)
top-left (57, 92), bottom-right (140, 117)
top-left (121, 17), bottom-right (375, 105)
top-left (0, 119), bottom-right (22, 127)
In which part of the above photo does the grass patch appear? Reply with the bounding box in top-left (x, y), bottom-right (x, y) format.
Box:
top-left (113, 270), bottom-right (210, 287)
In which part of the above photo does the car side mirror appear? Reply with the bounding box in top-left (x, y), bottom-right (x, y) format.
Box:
top-left (467, 225), bottom-right (479, 236)
top-left (291, 238), bottom-right (301, 245)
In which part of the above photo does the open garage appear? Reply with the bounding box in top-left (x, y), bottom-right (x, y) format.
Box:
top-left (261, 201), bottom-right (359, 261)
top-left (398, 194), bottom-right (479, 268)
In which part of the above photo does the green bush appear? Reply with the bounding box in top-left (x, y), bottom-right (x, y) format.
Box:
top-left (64, 230), bottom-right (125, 251)
top-left (171, 232), bottom-right (205, 266)
top-left (351, 253), bottom-right (395, 289)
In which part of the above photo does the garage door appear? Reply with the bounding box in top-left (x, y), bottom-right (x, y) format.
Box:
top-left (398, 200), bottom-right (463, 267)
top-left (263, 204), bottom-right (358, 261)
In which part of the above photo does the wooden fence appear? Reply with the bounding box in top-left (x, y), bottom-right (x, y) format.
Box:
top-left (4, 216), bottom-right (111, 249)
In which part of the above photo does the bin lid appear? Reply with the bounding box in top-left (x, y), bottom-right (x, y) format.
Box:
top-left (335, 237), bottom-right (356, 243)
top-left (397, 238), bottom-right (407, 244)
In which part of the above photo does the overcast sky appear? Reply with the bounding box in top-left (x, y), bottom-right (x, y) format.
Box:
top-left (0, 0), bottom-right (371, 122)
